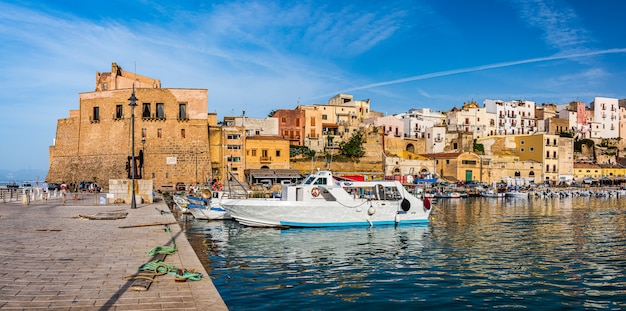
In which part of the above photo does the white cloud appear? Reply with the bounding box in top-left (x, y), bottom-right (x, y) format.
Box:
top-left (511, 0), bottom-right (590, 51)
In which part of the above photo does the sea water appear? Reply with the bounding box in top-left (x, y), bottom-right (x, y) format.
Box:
top-left (181, 196), bottom-right (626, 310)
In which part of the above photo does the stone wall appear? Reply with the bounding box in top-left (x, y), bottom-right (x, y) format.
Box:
top-left (107, 179), bottom-right (154, 204)
top-left (47, 87), bottom-right (210, 190)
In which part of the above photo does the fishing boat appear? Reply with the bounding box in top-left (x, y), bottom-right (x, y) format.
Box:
top-left (504, 190), bottom-right (529, 198)
top-left (220, 170), bottom-right (433, 228)
top-left (200, 191), bottom-right (232, 220)
top-left (187, 192), bottom-right (232, 220)
top-left (480, 189), bottom-right (504, 198)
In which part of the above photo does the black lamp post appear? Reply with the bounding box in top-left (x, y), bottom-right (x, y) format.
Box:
top-left (129, 85), bottom-right (138, 209)
top-left (141, 137), bottom-right (146, 179)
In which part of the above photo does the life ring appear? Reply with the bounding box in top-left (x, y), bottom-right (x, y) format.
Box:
top-left (212, 182), bottom-right (223, 191)
top-left (311, 187), bottom-right (321, 197)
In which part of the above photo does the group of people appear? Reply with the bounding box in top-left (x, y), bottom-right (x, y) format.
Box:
top-left (40, 181), bottom-right (99, 205)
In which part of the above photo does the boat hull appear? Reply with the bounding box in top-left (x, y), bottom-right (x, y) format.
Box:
top-left (221, 199), bottom-right (430, 228)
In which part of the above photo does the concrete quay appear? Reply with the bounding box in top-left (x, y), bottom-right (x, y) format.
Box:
top-left (0, 194), bottom-right (228, 310)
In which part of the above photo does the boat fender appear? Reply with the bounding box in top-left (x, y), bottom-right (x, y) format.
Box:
top-left (367, 206), bottom-right (376, 216)
top-left (423, 197), bottom-right (431, 210)
top-left (401, 198), bottom-right (411, 211)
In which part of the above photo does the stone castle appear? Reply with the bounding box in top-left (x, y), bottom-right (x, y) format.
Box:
top-left (47, 63), bottom-right (212, 189)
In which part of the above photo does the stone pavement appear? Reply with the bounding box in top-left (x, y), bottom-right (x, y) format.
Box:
top-left (0, 194), bottom-right (228, 310)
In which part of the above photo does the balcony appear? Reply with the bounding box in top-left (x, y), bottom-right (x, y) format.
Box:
top-left (142, 113), bottom-right (167, 121)
top-left (260, 156), bottom-right (272, 163)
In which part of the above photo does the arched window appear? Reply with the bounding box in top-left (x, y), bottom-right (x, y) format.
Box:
top-left (406, 144), bottom-right (415, 153)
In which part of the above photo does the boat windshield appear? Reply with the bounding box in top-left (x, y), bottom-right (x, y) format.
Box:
top-left (302, 175), bottom-right (316, 185)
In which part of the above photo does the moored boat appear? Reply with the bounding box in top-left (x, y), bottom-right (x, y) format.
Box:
top-left (480, 189), bottom-right (504, 198)
top-left (505, 191), bottom-right (529, 198)
top-left (220, 170), bottom-right (433, 228)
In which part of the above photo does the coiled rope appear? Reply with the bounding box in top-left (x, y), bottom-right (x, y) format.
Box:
top-left (131, 225), bottom-right (202, 282)
top-left (147, 226), bottom-right (177, 256)
top-left (137, 260), bottom-right (203, 281)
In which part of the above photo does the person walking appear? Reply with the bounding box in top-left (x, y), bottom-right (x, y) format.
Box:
top-left (42, 181), bottom-right (49, 201)
top-left (60, 181), bottom-right (68, 205)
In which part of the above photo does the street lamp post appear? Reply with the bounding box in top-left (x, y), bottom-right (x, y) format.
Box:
top-left (129, 86), bottom-right (138, 209)
top-left (141, 137), bottom-right (146, 179)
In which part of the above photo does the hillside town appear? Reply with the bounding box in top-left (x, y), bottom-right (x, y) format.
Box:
top-left (46, 63), bottom-right (626, 195)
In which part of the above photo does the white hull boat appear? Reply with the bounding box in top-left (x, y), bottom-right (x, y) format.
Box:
top-left (480, 190), bottom-right (504, 198)
top-left (190, 192), bottom-right (232, 220)
top-left (505, 191), bottom-right (529, 198)
top-left (220, 170), bottom-right (433, 228)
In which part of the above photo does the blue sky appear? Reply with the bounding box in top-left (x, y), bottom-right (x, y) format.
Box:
top-left (1, 0), bottom-right (625, 172)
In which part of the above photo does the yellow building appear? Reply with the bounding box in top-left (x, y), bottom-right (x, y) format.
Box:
top-left (573, 162), bottom-right (602, 180)
top-left (515, 134), bottom-right (560, 184)
top-left (245, 136), bottom-right (291, 170)
top-left (209, 116), bottom-right (246, 183)
top-left (431, 152), bottom-right (482, 183)
top-left (600, 164), bottom-right (626, 178)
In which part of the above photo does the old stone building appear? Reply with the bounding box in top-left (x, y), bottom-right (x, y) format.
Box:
top-left (47, 63), bottom-right (211, 190)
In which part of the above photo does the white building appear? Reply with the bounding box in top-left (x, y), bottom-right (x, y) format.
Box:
top-left (396, 107), bottom-right (445, 139)
top-left (424, 126), bottom-right (446, 154)
top-left (231, 116), bottom-right (279, 137)
top-left (445, 100), bottom-right (497, 139)
top-left (484, 99), bottom-right (536, 135)
top-left (590, 97), bottom-right (619, 139)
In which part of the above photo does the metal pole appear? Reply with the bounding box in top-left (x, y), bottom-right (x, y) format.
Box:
top-left (129, 86), bottom-right (138, 209)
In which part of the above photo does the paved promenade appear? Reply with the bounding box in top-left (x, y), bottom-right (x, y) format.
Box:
top-left (0, 193), bottom-right (228, 310)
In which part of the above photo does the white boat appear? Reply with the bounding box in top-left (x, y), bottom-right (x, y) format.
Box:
top-left (186, 192), bottom-right (232, 220)
top-left (200, 191), bottom-right (232, 220)
top-left (480, 190), bottom-right (504, 198)
top-left (505, 191), bottom-right (529, 198)
top-left (172, 194), bottom-right (191, 213)
top-left (220, 170), bottom-right (433, 228)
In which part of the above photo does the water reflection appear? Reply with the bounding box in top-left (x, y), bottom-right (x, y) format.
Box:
top-left (183, 197), bottom-right (626, 310)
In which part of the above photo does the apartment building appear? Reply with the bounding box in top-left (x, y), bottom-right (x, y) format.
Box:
top-left (590, 97), bottom-right (619, 139)
top-left (484, 99), bottom-right (536, 135)
top-left (445, 100), bottom-right (496, 139)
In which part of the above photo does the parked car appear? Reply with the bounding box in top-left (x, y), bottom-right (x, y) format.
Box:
top-left (176, 182), bottom-right (186, 191)
top-left (259, 179), bottom-right (272, 189)
top-left (47, 183), bottom-right (60, 191)
top-left (79, 181), bottom-right (101, 192)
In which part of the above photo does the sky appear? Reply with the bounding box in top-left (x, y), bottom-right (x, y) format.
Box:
top-left (1, 0), bottom-right (626, 172)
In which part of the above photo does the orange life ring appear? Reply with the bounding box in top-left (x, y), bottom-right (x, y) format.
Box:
top-left (311, 187), bottom-right (321, 197)
top-left (212, 182), bottom-right (223, 191)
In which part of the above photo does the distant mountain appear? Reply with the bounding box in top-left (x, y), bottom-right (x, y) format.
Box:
top-left (0, 169), bottom-right (48, 183)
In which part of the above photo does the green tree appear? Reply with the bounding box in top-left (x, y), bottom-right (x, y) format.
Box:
top-left (339, 131), bottom-right (366, 159)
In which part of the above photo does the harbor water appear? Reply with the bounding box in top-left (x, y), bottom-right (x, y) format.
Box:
top-left (180, 196), bottom-right (626, 310)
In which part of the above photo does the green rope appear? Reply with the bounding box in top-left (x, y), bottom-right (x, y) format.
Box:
top-left (138, 260), bottom-right (177, 274)
top-left (139, 225), bottom-right (203, 281)
top-left (147, 226), bottom-right (177, 256)
top-left (175, 269), bottom-right (203, 281)
top-left (137, 260), bottom-right (202, 281)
